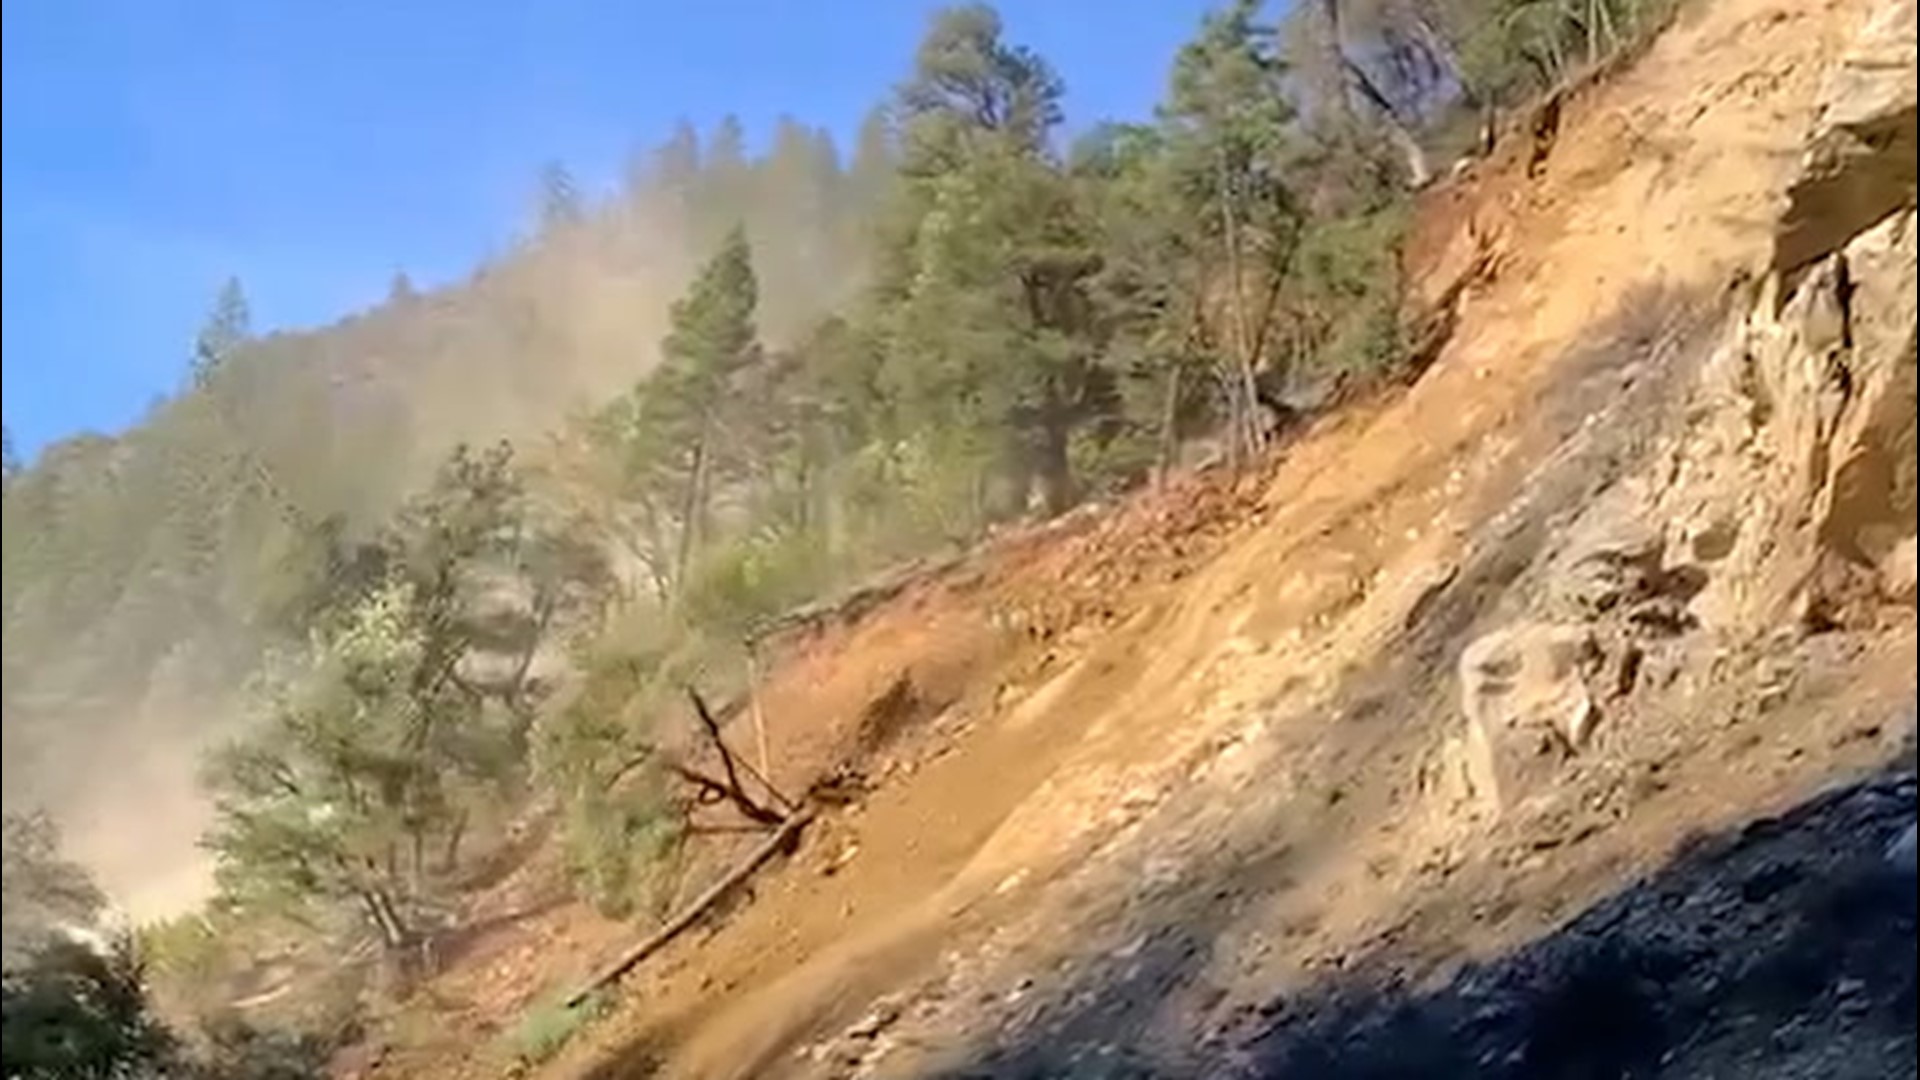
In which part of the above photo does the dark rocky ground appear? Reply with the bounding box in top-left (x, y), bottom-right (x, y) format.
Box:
top-left (933, 766), bottom-right (1917, 1080)
top-left (1243, 769), bottom-right (1917, 1080)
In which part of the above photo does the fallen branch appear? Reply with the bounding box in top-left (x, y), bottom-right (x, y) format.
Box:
top-left (564, 807), bottom-right (816, 1008)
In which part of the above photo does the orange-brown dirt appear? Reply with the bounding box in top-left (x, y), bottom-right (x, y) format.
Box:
top-left (335, 0), bottom-right (1917, 1075)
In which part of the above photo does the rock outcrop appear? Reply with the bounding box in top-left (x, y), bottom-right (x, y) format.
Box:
top-left (1772, 0), bottom-right (1917, 275)
top-left (1641, 0), bottom-right (1917, 632)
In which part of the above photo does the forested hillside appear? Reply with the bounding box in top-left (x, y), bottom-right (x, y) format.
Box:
top-left (0, 111), bottom-right (889, 902)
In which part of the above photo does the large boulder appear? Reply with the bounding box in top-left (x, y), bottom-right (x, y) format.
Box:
top-left (1459, 623), bottom-right (1601, 811)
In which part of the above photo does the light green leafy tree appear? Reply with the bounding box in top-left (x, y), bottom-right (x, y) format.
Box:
top-left (201, 442), bottom-right (591, 951)
top-left (203, 579), bottom-right (479, 951)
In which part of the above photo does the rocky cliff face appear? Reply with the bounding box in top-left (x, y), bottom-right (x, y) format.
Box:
top-left (1463, 0), bottom-right (1917, 811)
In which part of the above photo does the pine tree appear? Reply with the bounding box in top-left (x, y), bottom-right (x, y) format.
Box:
top-left (847, 106), bottom-right (901, 215)
top-left (537, 160), bottom-right (585, 233)
top-left (876, 4), bottom-right (1106, 519)
top-left (896, 3), bottom-right (1064, 169)
top-left (387, 270), bottom-right (418, 304)
top-left (695, 116), bottom-right (754, 248)
top-left (632, 120), bottom-right (702, 221)
top-left (1164, 0), bottom-right (1303, 461)
top-left (191, 277), bottom-right (252, 390)
top-left (652, 226), bottom-right (762, 587)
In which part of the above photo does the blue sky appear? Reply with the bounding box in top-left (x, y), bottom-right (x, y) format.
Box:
top-left (1, 0), bottom-right (1223, 459)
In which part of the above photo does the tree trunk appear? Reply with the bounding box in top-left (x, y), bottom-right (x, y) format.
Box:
top-left (363, 888), bottom-right (409, 952)
top-left (630, 494), bottom-right (676, 604)
top-left (1155, 361), bottom-right (1185, 491)
top-left (565, 808), bottom-right (815, 1008)
top-left (503, 591), bottom-right (558, 759)
top-left (817, 429), bottom-right (845, 564)
top-left (441, 811), bottom-right (468, 875)
top-left (672, 421), bottom-right (711, 594)
top-left (745, 649), bottom-right (773, 795)
top-left (1036, 411), bottom-right (1075, 517)
top-left (1247, 252), bottom-right (1294, 383)
top-left (1217, 160), bottom-right (1264, 465)
top-left (409, 829), bottom-right (426, 900)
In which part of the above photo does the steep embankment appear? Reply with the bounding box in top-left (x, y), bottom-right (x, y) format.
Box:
top-left (351, 0), bottom-right (1916, 1074)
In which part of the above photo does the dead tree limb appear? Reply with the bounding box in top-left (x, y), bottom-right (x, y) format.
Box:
top-left (687, 686), bottom-right (796, 814)
top-left (687, 685), bottom-right (748, 800)
top-left (666, 761), bottom-right (785, 827)
top-left (564, 808), bottom-right (816, 1008)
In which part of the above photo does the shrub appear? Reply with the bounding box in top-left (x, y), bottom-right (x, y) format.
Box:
top-left (501, 988), bottom-right (609, 1066)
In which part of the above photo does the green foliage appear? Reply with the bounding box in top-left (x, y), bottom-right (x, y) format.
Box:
top-left (1, 823), bottom-right (182, 1079)
top-left (1, 938), bottom-right (178, 1079)
top-left (879, 7), bottom-right (1111, 516)
top-left (558, 779), bottom-right (681, 921)
top-left (589, 229), bottom-right (766, 602)
top-left (660, 226), bottom-right (761, 411)
top-left (134, 915), bottom-right (224, 997)
top-left (1165, 0), bottom-right (1308, 453)
top-left (203, 580), bottom-right (453, 936)
top-left (190, 1013), bottom-right (331, 1080)
top-left (2, 107), bottom-right (882, 861)
top-left (500, 988), bottom-right (609, 1066)
top-left (1287, 201), bottom-right (1413, 381)
top-left (896, 3), bottom-right (1064, 172)
top-left (198, 441), bottom-right (599, 948)
top-left (534, 613), bottom-right (686, 919)
top-left (679, 527), bottom-right (832, 639)
top-left (1447, 0), bottom-right (1676, 100)
top-left (1165, 0), bottom-right (1296, 176)
top-left (0, 925), bottom-right (327, 1080)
